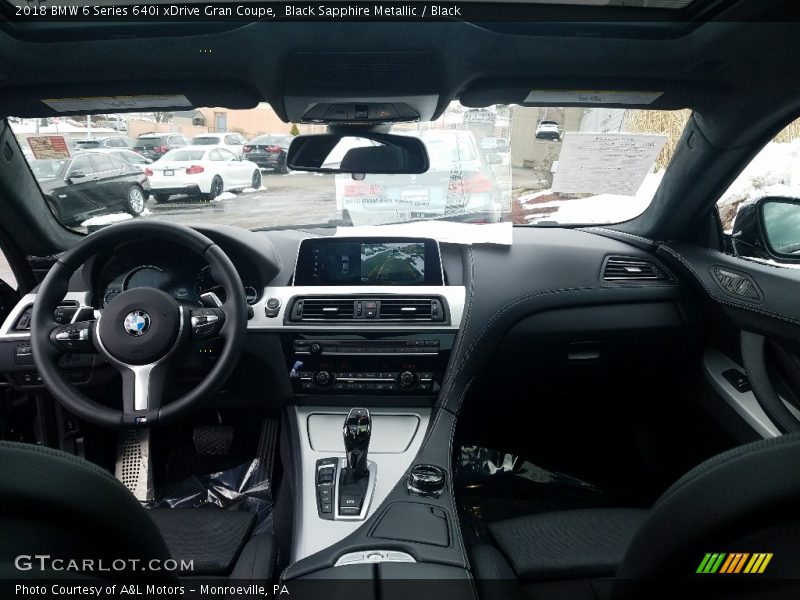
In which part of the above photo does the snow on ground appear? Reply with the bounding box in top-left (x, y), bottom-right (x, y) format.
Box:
top-left (715, 139), bottom-right (800, 230)
top-left (80, 213), bottom-right (133, 227)
top-left (241, 186), bottom-right (267, 194)
top-left (718, 139), bottom-right (800, 209)
top-left (212, 192), bottom-right (237, 202)
top-left (518, 171), bottom-right (665, 225)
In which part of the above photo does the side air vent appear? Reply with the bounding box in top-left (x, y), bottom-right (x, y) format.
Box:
top-left (288, 296), bottom-right (447, 323)
top-left (711, 266), bottom-right (762, 303)
top-left (603, 257), bottom-right (669, 282)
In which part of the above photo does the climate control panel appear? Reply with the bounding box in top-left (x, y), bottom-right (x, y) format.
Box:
top-left (296, 370), bottom-right (434, 393)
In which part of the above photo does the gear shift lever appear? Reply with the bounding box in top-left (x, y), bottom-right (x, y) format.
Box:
top-left (342, 408), bottom-right (371, 480)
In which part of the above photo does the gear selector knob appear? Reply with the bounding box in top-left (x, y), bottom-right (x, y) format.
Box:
top-left (343, 408), bottom-right (371, 477)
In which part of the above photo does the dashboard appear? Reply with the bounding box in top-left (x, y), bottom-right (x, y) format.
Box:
top-left (91, 240), bottom-right (263, 308)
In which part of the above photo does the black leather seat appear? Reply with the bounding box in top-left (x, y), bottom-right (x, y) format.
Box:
top-left (473, 434), bottom-right (800, 600)
top-left (0, 441), bottom-right (275, 582)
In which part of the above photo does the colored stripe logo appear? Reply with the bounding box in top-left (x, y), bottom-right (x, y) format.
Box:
top-left (696, 553), bottom-right (773, 574)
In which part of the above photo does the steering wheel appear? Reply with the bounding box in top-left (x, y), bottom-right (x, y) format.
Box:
top-left (30, 220), bottom-right (247, 428)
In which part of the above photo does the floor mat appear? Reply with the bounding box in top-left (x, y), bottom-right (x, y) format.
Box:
top-left (146, 458), bottom-right (273, 535)
top-left (146, 418), bottom-right (279, 536)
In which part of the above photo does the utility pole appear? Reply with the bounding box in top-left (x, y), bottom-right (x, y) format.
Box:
top-left (87, 115), bottom-right (92, 139)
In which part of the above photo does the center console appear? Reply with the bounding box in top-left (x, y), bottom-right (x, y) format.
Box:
top-left (284, 236), bottom-right (465, 567)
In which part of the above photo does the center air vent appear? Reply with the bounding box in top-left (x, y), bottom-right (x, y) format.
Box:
top-left (288, 296), bottom-right (446, 323)
top-left (294, 298), bottom-right (356, 321)
top-left (603, 257), bottom-right (669, 282)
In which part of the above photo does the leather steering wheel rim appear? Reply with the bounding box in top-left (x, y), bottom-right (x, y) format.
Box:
top-left (30, 220), bottom-right (247, 428)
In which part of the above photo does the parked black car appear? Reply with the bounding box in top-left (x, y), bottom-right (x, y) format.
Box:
top-left (132, 133), bottom-right (189, 161)
top-left (30, 151), bottom-right (149, 226)
top-left (73, 136), bottom-right (135, 150)
top-left (243, 134), bottom-right (292, 173)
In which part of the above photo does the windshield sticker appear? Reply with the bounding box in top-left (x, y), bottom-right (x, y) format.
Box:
top-left (42, 94), bottom-right (191, 113)
top-left (524, 90), bottom-right (663, 105)
top-left (27, 135), bottom-right (71, 160)
top-left (551, 132), bottom-right (667, 196)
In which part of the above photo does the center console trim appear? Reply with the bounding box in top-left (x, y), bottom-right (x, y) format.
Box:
top-left (248, 285), bottom-right (466, 331)
top-left (290, 405), bottom-right (431, 563)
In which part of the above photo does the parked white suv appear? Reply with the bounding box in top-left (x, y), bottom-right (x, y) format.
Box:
top-left (535, 120), bottom-right (561, 141)
top-left (190, 133), bottom-right (248, 157)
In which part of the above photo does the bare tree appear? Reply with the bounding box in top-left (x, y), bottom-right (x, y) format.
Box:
top-left (624, 109), bottom-right (692, 170)
top-left (152, 112), bottom-right (174, 124)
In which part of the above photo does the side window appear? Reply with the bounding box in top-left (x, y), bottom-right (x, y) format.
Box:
top-left (208, 149), bottom-right (223, 161)
top-left (107, 138), bottom-right (123, 147)
top-left (107, 155), bottom-right (126, 170)
top-left (0, 247), bottom-right (18, 290)
top-left (89, 154), bottom-right (115, 174)
top-left (718, 117), bottom-right (800, 263)
top-left (717, 117), bottom-right (800, 233)
top-left (218, 148), bottom-right (237, 161)
top-left (68, 155), bottom-right (94, 177)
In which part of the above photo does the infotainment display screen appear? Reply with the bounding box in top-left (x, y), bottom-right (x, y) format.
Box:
top-left (294, 237), bottom-right (443, 286)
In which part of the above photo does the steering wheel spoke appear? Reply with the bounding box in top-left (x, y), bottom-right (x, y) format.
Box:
top-left (118, 361), bottom-right (169, 426)
top-left (50, 320), bottom-right (97, 353)
top-left (190, 307), bottom-right (225, 340)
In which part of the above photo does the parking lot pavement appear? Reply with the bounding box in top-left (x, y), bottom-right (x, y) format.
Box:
top-left (143, 171), bottom-right (339, 230)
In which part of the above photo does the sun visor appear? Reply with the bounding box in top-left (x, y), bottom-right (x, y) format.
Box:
top-left (1, 81), bottom-right (262, 118)
top-left (460, 79), bottom-right (713, 110)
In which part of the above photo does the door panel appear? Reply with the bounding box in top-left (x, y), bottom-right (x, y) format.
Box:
top-left (659, 242), bottom-right (800, 437)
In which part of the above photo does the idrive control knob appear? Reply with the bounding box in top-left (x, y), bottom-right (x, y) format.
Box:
top-left (309, 343), bottom-right (322, 355)
top-left (398, 370), bottom-right (417, 388)
top-left (408, 464), bottom-right (446, 497)
top-left (314, 371), bottom-right (332, 386)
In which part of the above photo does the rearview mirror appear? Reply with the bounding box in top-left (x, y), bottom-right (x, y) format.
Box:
top-left (286, 133), bottom-right (429, 174)
top-left (732, 196), bottom-right (800, 263)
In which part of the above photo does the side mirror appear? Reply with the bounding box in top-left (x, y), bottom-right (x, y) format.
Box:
top-left (287, 133), bottom-right (429, 174)
top-left (732, 196), bottom-right (800, 263)
top-left (65, 171), bottom-right (86, 182)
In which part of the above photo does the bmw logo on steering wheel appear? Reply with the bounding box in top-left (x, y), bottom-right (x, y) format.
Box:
top-left (123, 310), bottom-right (151, 337)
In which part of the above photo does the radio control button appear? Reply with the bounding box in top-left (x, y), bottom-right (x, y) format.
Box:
top-left (314, 371), bottom-right (332, 386)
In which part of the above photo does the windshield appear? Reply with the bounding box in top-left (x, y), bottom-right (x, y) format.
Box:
top-left (10, 104), bottom-right (689, 232)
